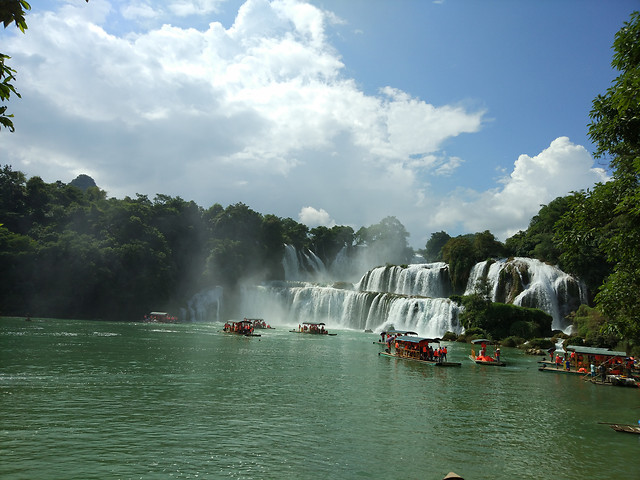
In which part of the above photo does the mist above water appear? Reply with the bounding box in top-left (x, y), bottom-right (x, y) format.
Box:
top-left (188, 245), bottom-right (585, 336)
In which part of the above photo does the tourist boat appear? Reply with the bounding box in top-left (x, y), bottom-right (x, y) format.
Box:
top-left (609, 423), bottom-right (640, 434)
top-left (143, 311), bottom-right (178, 323)
top-left (539, 345), bottom-right (635, 382)
top-left (378, 335), bottom-right (461, 367)
top-left (223, 320), bottom-right (261, 337)
top-left (374, 329), bottom-right (418, 345)
top-left (246, 318), bottom-right (274, 329)
top-left (290, 322), bottom-right (336, 335)
top-left (469, 339), bottom-right (506, 366)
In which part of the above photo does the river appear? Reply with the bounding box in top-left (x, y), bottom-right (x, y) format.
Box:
top-left (1, 317), bottom-right (638, 479)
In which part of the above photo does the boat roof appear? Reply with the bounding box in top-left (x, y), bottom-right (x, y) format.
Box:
top-left (232, 320), bottom-right (253, 325)
top-left (395, 336), bottom-right (440, 344)
top-left (384, 329), bottom-right (418, 335)
top-left (149, 312), bottom-right (168, 316)
top-left (303, 322), bottom-right (325, 326)
top-left (471, 338), bottom-right (494, 345)
top-left (566, 345), bottom-right (628, 357)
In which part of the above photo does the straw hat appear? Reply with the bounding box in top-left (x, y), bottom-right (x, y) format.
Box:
top-left (443, 473), bottom-right (464, 480)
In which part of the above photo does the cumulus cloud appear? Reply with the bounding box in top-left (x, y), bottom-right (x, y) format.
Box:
top-left (298, 206), bottom-right (336, 227)
top-left (427, 137), bottom-right (609, 240)
top-left (0, 1), bottom-right (606, 250)
top-left (1, 0), bottom-right (484, 212)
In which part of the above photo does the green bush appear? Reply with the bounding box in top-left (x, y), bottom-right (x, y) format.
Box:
top-left (526, 338), bottom-right (554, 349)
top-left (501, 336), bottom-right (525, 347)
top-left (510, 320), bottom-right (540, 338)
top-left (441, 331), bottom-right (458, 341)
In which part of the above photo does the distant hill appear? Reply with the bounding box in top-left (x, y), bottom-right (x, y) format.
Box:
top-left (69, 174), bottom-right (97, 192)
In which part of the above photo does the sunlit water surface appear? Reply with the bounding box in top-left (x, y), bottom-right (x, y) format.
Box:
top-left (1, 317), bottom-right (638, 479)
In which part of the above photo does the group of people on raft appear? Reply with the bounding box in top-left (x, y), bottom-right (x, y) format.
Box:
top-left (392, 340), bottom-right (448, 363)
top-left (297, 323), bottom-right (328, 334)
top-left (549, 350), bottom-right (636, 377)
top-left (246, 318), bottom-right (271, 329)
top-left (223, 321), bottom-right (254, 335)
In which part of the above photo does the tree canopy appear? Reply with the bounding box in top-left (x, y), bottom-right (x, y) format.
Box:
top-left (556, 11), bottom-right (640, 346)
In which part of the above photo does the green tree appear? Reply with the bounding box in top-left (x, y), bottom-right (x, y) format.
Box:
top-left (281, 217), bottom-right (309, 249)
top-left (423, 231), bottom-right (451, 262)
top-left (309, 225), bottom-right (354, 265)
top-left (1, 1), bottom-right (30, 131)
top-left (505, 196), bottom-right (571, 264)
top-left (355, 216), bottom-right (412, 265)
top-left (472, 230), bottom-right (505, 261)
top-left (441, 236), bottom-right (475, 292)
top-left (557, 11), bottom-right (640, 346)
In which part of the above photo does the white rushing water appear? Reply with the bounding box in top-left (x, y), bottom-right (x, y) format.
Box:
top-left (240, 282), bottom-right (462, 337)
top-left (190, 247), bottom-right (585, 335)
top-left (464, 257), bottom-right (587, 330)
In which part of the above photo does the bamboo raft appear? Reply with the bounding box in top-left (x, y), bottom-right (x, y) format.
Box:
top-left (599, 422), bottom-right (640, 434)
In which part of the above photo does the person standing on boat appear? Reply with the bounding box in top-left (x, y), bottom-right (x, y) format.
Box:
top-left (495, 347), bottom-right (500, 362)
top-left (442, 346), bottom-right (447, 361)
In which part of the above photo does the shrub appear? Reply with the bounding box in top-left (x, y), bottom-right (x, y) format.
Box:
top-left (441, 331), bottom-right (458, 341)
top-left (526, 338), bottom-right (554, 349)
top-left (501, 336), bottom-right (525, 348)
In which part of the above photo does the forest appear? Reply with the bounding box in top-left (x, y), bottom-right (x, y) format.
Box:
top-left (1, 8), bottom-right (638, 351)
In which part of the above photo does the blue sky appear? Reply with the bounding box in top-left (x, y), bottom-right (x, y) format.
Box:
top-left (1, 0), bottom-right (636, 247)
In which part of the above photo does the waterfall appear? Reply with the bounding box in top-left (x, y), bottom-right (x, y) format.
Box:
top-left (356, 263), bottom-right (450, 297)
top-left (282, 244), bottom-right (328, 282)
top-left (463, 258), bottom-right (586, 331)
top-left (238, 245), bottom-right (586, 336)
top-left (240, 283), bottom-right (463, 337)
top-left (184, 286), bottom-right (223, 322)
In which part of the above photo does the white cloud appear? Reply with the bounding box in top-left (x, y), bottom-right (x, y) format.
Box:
top-left (4, 0), bottom-right (605, 251)
top-left (427, 137), bottom-right (610, 240)
top-left (298, 206), bottom-right (335, 227)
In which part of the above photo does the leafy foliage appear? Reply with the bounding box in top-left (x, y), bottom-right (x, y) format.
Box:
top-left (0, 166), bottom-right (414, 320)
top-left (1, 0), bottom-right (30, 132)
top-left (457, 293), bottom-right (552, 341)
top-left (423, 231), bottom-right (451, 262)
top-left (505, 196), bottom-right (570, 265)
top-left (556, 11), bottom-right (640, 347)
top-left (440, 230), bottom-right (505, 293)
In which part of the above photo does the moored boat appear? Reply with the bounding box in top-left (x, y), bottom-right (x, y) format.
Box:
top-left (223, 320), bottom-right (261, 336)
top-left (379, 335), bottom-right (461, 367)
top-left (539, 345), bottom-right (636, 383)
top-left (290, 322), bottom-right (336, 335)
top-left (469, 339), bottom-right (506, 366)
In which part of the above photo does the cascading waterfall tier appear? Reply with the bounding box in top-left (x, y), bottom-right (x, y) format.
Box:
top-left (356, 263), bottom-right (451, 298)
top-left (241, 282), bottom-right (462, 338)
top-left (235, 246), bottom-right (587, 336)
top-left (464, 257), bottom-right (586, 331)
top-left (282, 244), bottom-right (328, 282)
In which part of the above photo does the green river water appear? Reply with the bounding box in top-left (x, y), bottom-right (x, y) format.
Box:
top-left (1, 317), bottom-right (638, 479)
